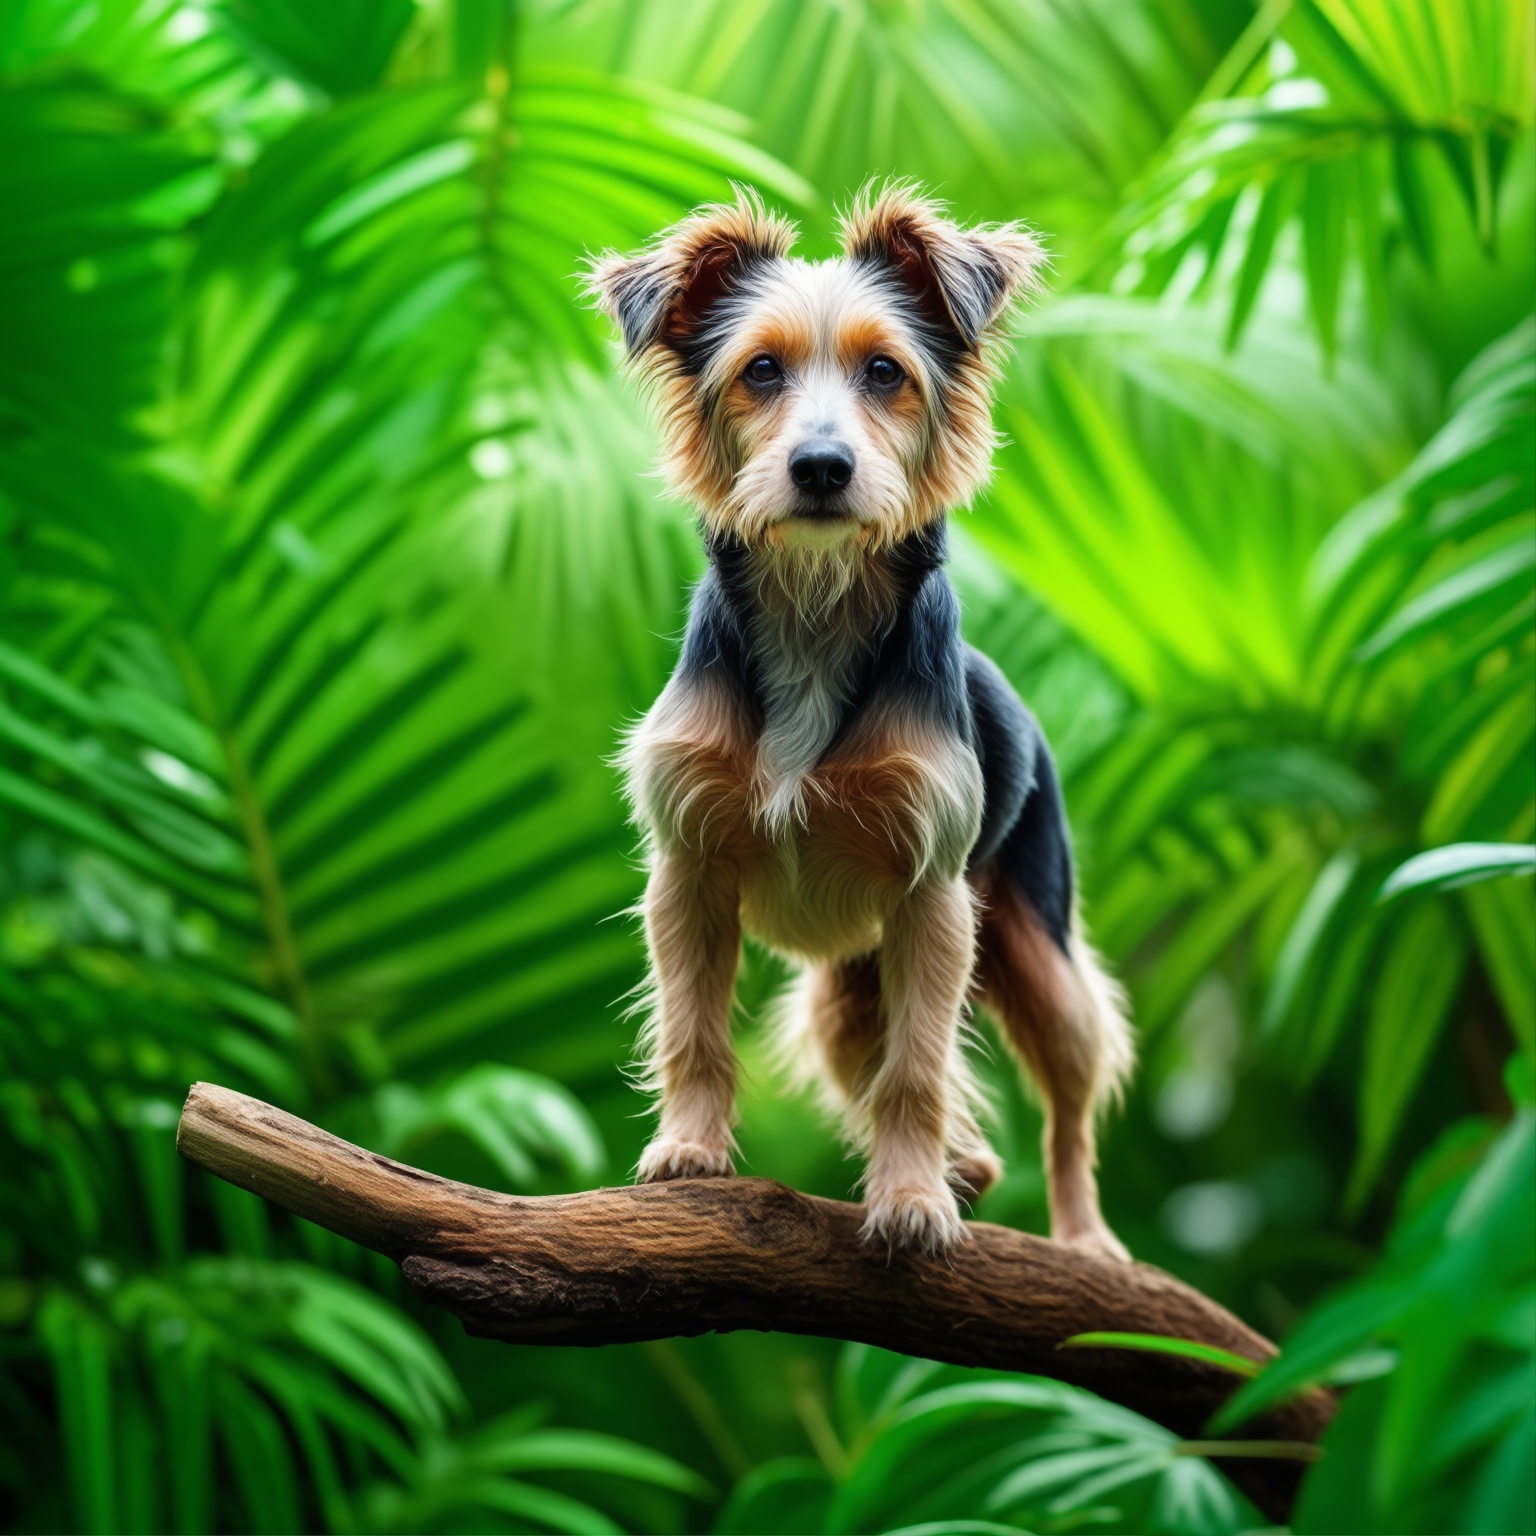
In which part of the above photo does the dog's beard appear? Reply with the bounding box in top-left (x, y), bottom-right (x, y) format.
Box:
top-left (756, 533), bottom-right (869, 620)
top-left (742, 538), bottom-right (902, 833)
top-left (775, 515), bottom-right (860, 552)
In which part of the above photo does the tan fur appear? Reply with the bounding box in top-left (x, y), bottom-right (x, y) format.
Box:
top-left (626, 682), bottom-right (989, 1246)
top-left (634, 850), bottom-right (742, 1181)
top-left (786, 953), bottom-right (1002, 1203)
top-left (589, 192), bottom-right (797, 513)
top-left (703, 260), bottom-right (944, 550)
top-left (621, 673), bottom-right (756, 859)
top-left (631, 690), bottom-right (985, 960)
top-left (972, 866), bottom-right (1134, 1260)
top-left (838, 183), bottom-right (1044, 519)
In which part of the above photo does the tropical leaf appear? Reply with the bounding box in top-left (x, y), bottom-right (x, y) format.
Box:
top-left (0, 79), bottom-right (214, 443)
top-left (371, 1063), bottom-right (606, 1189)
top-left (814, 1351), bottom-right (1253, 1536)
top-left (215, 0), bottom-right (417, 97)
top-left (535, 0), bottom-right (1252, 239)
top-left (1463, 876), bottom-right (1536, 1048)
top-left (715, 1458), bottom-right (835, 1535)
top-left (1347, 900), bottom-right (1470, 1210)
top-left (1213, 1111), bottom-right (1536, 1533)
top-left (356, 1413), bottom-right (712, 1534)
top-left (38, 1259), bottom-right (450, 1534)
top-left (1095, 0), bottom-right (1536, 345)
top-left (0, 0), bottom-right (292, 143)
top-left (1059, 1332), bottom-right (1262, 1378)
top-left (976, 292), bottom-right (1404, 702)
top-left (718, 1345), bottom-right (1259, 1536)
top-left (1379, 841), bottom-right (1536, 901)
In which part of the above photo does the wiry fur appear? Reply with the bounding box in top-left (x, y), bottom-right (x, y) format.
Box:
top-left (592, 184), bottom-right (1132, 1257)
top-left (746, 544), bottom-right (897, 833)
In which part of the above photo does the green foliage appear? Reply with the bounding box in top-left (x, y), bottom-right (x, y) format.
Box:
top-left (2, 0), bottom-right (1532, 1532)
top-left (717, 1347), bottom-right (1257, 1535)
top-left (1379, 842), bottom-right (1536, 900)
top-left (1058, 1332), bottom-right (1262, 1377)
top-left (530, 0), bottom-right (1253, 246)
top-left (215, 0), bottom-right (417, 97)
top-left (1097, 0), bottom-right (1535, 349)
top-left (1, 4), bottom-right (792, 1529)
top-left (354, 1417), bottom-right (714, 1535)
top-left (972, 305), bottom-right (1534, 1201)
top-left (1215, 1102), bottom-right (1536, 1533)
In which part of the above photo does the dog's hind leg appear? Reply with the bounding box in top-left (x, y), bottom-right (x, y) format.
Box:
top-left (975, 868), bottom-right (1133, 1260)
top-left (786, 953), bottom-right (1001, 1202)
top-left (790, 952), bottom-right (884, 1101)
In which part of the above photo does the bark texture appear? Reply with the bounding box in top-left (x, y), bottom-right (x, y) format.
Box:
top-left (176, 1082), bottom-right (1332, 1522)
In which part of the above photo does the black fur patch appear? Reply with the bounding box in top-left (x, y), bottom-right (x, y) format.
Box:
top-left (852, 237), bottom-right (1011, 352)
top-left (992, 738), bottom-right (1074, 953)
top-left (854, 258), bottom-right (968, 381)
top-left (613, 246), bottom-right (775, 369)
top-left (964, 647), bottom-right (1037, 869)
top-left (678, 551), bottom-right (763, 726)
top-left (606, 258), bottom-right (672, 356)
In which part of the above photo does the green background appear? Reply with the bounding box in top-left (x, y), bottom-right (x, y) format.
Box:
top-left (1, 1), bottom-right (1532, 1532)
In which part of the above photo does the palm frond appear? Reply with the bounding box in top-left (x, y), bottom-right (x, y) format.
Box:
top-left (538, 0), bottom-right (1251, 235)
top-left (1090, 0), bottom-right (1535, 349)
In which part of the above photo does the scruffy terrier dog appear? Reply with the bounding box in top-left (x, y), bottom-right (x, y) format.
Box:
top-left (590, 185), bottom-right (1134, 1258)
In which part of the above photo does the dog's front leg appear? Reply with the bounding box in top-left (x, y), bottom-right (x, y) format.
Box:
top-left (636, 851), bottom-right (741, 1182)
top-left (862, 876), bottom-right (976, 1251)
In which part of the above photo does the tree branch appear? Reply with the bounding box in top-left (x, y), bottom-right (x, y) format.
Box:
top-left (176, 1082), bottom-right (1332, 1522)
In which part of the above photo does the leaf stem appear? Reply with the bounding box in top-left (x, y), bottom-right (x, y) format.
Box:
top-left (167, 634), bottom-right (324, 1097)
top-left (643, 1340), bottom-right (752, 1481)
top-left (1177, 1439), bottom-right (1324, 1462)
top-left (478, 4), bottom-right (518, 315)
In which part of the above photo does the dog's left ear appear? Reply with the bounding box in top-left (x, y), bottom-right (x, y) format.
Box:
top-left (839, 184), bottom-right (1044, 349)
top-left (587, 190), bottom-right (797, 362)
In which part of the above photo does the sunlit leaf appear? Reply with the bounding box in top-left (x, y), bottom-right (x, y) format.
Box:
top-left (1379, 841), bottom-right (1536, 902)
top-left (1347, 901), bottom-right (1469, 1210)
top-left (1060, 1332), bottom-right (1262, 1378)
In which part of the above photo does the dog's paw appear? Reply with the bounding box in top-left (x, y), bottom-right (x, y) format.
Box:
top-left (947, 1149), bottom-right (1004, 1203)
top-left (636, 1136), bottom-right (734, 1183)
top-left (861, 1181), bottom-right (967, 1255)
top-left (1056, 1223), bottom-right (1131, 1263)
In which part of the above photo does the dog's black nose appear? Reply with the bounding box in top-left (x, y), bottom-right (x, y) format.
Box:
top-left (789, 441), bottom-right (854, 494)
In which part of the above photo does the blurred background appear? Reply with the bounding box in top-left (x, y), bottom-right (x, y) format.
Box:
top-left (1, 0), bottom-right (1532, 1532)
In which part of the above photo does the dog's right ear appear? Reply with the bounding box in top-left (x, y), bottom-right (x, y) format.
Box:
top-left (587, 190), bottom-right (796, 361)
top-left (839, 182), bottom-right (1043, 350)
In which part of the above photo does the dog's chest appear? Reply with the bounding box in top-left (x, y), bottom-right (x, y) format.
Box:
top-left (750, 612), bottom-right (865, 833)
top-left (628, 671), bottom-right (984, 958)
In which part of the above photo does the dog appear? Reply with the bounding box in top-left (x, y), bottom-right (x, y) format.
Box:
top-left (589, 184), bottom-right (1133, 1257)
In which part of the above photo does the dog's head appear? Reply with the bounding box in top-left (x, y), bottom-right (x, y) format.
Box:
top-left (588, 184), bottom-right (1042, 553)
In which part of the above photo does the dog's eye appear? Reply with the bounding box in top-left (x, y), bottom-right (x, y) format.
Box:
top-left (744, 355), bottom-right (781, 385)
top-left (867, 356), bottom-right (903, 388)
